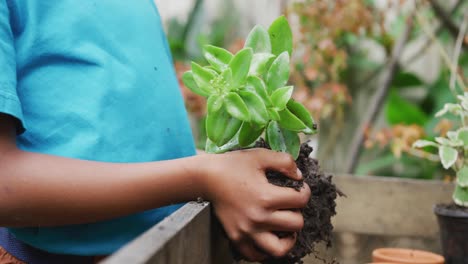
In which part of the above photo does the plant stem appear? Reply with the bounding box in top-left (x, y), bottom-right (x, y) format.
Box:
top-left (344, 14), bottom-right (414, 174)
top-left (450, 10), bottom-right (468, 93)
top-left (415, 10), bottom-right (467, 94)
top-left (356, 0), bottom-right (464, 93)
top-left (403, 0), bottom-right (464, 65)
top-left (428, 0), bottom-right (468, 50)
top-left (181, 0), bottom-right (204, 57)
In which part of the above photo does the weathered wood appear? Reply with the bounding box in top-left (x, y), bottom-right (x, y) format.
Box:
top-left (332, 175), bottom-right (454, 237)
top-left (103, 175), bottom-right (454, 264)
top-left (101, 202), bottom-right (233, 264)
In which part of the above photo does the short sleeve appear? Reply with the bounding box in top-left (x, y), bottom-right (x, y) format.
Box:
top-left (0, 1), bottom-right (24, 133)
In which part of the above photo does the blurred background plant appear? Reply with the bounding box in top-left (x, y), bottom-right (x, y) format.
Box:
top-left (354, 0), bottom-right (467, 180)
top-left (160, 0), bottom-right (468, 180)
top-left (285, 0), bottom-right (467, 180)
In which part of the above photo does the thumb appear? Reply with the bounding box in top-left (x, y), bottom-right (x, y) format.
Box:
top-left (255, 149), bottom-right (302, 181)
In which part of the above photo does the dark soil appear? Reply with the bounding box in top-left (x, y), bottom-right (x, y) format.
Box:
top-left (254, 139), bottom-right (342, 264)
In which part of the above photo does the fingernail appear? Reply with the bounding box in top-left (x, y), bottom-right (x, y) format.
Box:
top-left (296, 168), bottom-right (303, 179)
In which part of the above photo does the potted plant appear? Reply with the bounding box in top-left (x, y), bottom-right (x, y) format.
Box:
top-left (413, 92), bottom-right (468, 264)
top-left (182, 16), bottom-right (340, 264)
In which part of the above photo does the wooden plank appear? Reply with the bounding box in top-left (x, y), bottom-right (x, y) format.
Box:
top-left (101, 202), bottom-right (231, 264)
top-left (332, 175), bottom-right (454, 237)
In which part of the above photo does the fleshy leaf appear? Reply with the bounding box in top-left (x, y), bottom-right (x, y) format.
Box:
top-left (277, 108), bottom-right (307, 132)
top-left (268, 108), bottom-right (280, 121)
top-left (246, 76), bottom-right (272, 106)
top-left (457, 166), bottom-right (468, 188)
top-left (229, 48), bottom-right (253, 88)
top-left (225, 92), bottom-right (251, 122)
top-left (239, 122), bottom-right (265, 147)
top-left (182, 71), bottom-right (210, 97)
top-left (206, 108), bottom-right (242, 146)
top-left (271, 86), bottom-right (293, 110)
top-left (239, 90), bottom-right (269, 125)
top-left (268, 16), bottom-right (293, 56)
top-left (439, 146), bottom-right (458, 169)
top-left (203, 45), bottom-right (234, 72)
top-left (191, 62), bottom-right (217, 95)
top-left (249, 53), bottom-right (276, 76)
top-left (245, 25), bottom-right (272, 53)
top-left (453, 185), bottom-right (468, 207)
top-left (412, 140), bottom-right (439, 149)
top-left (266, 121), bottom-right (300, 159)
top-left (205, 137), bottom-right (239, 154)
top-left (207, 94), bottom-right (223, 113)
top-left (287, 99), bottom-right (316, 134)
top-left (221, 68), bottom-right (234, 91)
top-left (266, 52), bottom-right (290, 93)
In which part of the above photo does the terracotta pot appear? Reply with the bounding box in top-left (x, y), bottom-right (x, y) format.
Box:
top-left (372, 248), bottom-right (444, 264)
top-left (434, 204), bottom-right (468, 264)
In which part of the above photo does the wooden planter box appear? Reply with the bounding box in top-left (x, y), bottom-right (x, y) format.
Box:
top-left (332, 175), bottom-right (454, 237)
top-left (102, 175), bottom-right (454, 264)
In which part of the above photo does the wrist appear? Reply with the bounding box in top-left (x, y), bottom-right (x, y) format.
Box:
top-left (187, 153), bottom-right (219, 202)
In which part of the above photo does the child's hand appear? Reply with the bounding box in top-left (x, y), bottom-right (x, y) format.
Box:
top-left (197, 149), bottom-right (310, 262)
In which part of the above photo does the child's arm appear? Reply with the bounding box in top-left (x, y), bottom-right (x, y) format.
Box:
top-left (0, 114), bottom-right (310, 261)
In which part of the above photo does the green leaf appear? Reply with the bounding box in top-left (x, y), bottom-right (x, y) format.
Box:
top-left (182, 71), bottom-right (210, 97)
top-left (239, 90), bottom-right (269, 125)
top-left (206, 108), bottom-right (242, 146)
top-left (453, 185), bottom-right (468, 207)
top-left (457, 129), bottom-right (468, 146)
top-left (203, 45), bottom-right (234, 72)
top-left (246, 76), bottom-right (271, 106)
top-left (457, 166), bottom-right (468, 188)
top-left (435, 103), bottom-right (462, 117)
top-left (271, 86), bottom-right (293, 110)
top-left (245, 25), bottom-right (271, 53)
top-left (239, 122), bottom-right (265, 147)
top-left (457, 93), bottom-right (468, 111)
top-left (460, 94), bottom-right (468, 111)
top-left (412, 140), bottom-right (439, 149)
top-left (249, 53), bottom-right (275, 76)
top-left (205, 137), bottom-right (239, 154)
top-left (191, 62), bottom-right (217, 95)
top-left (266, 121), bottom-right (300, 159)
top-left (266, 52), bottom-right (290, 93)
top-left (221, 68), bottom-right (234, 91)
top-left (225, 92), bottom-right (251, 121)
top-left (277, 108), bottom-right (307, 132)
top-left (207, 94), bottom-right (223, 113)
top-left (447, 131), bottom-right (458, 141)
top-left (385, 90), bottom-right (428, 125)
top-left (435, 137), bottom-right (463, 147)
top-left (439, 146), bottom-right (458, 169)
top-left (287, 99), bottom-right (316, 134)
top-left (393, 71), bottom-right (424, 88)
top-left (268, 16), bottom-right (293, 56)
top-left (268, 108), bottom-right (280, 121)
top-left (229, 48), bottom-right (253, 88)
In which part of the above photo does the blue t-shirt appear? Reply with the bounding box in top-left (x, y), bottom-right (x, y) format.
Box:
top-left (0, 0), bottom-right (196, 255)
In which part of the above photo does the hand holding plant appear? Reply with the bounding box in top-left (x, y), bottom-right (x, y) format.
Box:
top-left (183, 16), bottom-right (339, 264)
